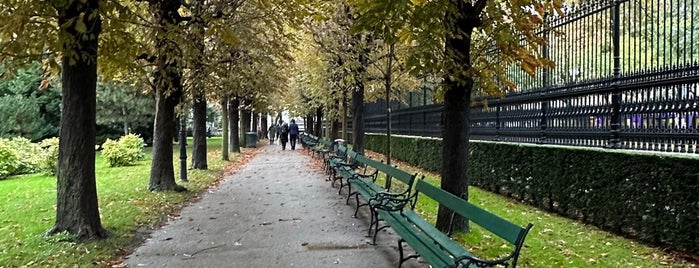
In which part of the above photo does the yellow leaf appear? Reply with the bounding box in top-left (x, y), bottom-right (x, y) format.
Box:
top-left (39, 79), bottom-right (51, 90)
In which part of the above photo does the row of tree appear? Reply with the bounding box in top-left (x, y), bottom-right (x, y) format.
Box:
top-left (0, 0), bottom-right (562, 240)
top-left (1, 0), bottom-right (310, 240)
top-left (285, 0), bottom-right (563, 232)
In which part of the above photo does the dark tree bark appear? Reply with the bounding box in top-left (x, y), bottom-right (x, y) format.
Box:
top-left (351, 88), bottom-right (366, 155)
top-left (191, 95), bottom-right (207, 169)
top-left (46, 0), bottom-right (108, 240)
top-left (241, 99), bottom-right (251, 134)
top-left (315, 107), bottom-right (323, 137)
top-left (220, 97), bottom-right (229, 160)
top-left (228, 97), bottom-right (241, 153)
top-left (331, 120), bottom-right (341, 140)
top-left (190, 0), bottom-right (207, 170)
top-left (306, 114), bottom-right (314, 135)
top-left (435, 0), bottom-right (482, 233)
top-left (252, 112), bottom-right (258, 132)
top-left (148, 0), bottom-right (187, 192)
top-left (261, 113), bottom-right (268, 140)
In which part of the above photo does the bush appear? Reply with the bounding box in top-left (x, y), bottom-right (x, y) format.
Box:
top-left (6, 137), bottom-right (41, 174)
top-left (365, 134), bottom-right (699, 253)
top-left (0, 139), bottom-right (19, 179)
top-left (102, 134), bottom-right (146, 167)
top-left (38, 137), bottom-right (59, 175)
top-left (0, 137), bottom-right (46, 179)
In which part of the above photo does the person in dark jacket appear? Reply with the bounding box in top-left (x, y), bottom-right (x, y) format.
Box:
top-left (289, 119), bottom-right (300, 150)
top-left (280, 121), bottom-right (289, 150)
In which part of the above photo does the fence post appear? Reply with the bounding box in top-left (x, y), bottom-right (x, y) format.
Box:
top-left (496, 104), bottom-right (501, 141)
top-left (610, 0), bottom-right (622, 148)
top-left (540, 18), bottom-right (550, 144)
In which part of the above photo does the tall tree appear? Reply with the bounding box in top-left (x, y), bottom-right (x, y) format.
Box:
top-left (189, 0), bottom-right (208, 170)
top-left (228, 96), bottom-right (241, 153)
top-left (147, 0), bottom-right (188, 192)
top-left (47, 0), bottom-right (108, 239)
top-left (352, 0), bottom-right (562, 231)
top-left (220, 96), bottom-right (229, 160)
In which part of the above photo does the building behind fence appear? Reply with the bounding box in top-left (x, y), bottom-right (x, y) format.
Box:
top-left (364, 0), bottom-right (699, 154)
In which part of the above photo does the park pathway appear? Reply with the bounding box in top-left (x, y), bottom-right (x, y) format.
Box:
top-left (125, 143), bottom-right (425, 267)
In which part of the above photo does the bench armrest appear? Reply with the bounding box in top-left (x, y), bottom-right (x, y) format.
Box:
top-left (347, 169), bottom-right (378, 183)
top-left (369, 191), bottom-right (412, 212)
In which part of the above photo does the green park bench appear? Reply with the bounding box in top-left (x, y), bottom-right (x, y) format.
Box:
top-left (344, 154), bottom-right (417, 233)
top-left (300, 133), bottom-right (318, 148)
top-left (323, 144), bottom-right (348, 178)
top-left (329, 148), bottom-right (360, 190)
top-left (372, 179), bottom-right (533, 268)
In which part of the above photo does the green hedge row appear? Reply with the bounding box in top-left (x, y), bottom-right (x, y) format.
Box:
top-left (364, 134), bottom-right (699, 253)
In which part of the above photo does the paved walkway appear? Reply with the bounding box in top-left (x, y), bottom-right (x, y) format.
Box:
top-left (125, 143), bottom-right (426, 268)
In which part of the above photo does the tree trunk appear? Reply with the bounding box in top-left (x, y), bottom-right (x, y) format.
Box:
top-left (190, 0), bottom-right (207, 170)
top-left (252, 112), bottom-right (258, 132)
top-left (150, 82), bottom-right (185, 191)
top-left (331, 120), bottom-right (341, 140)
top-left (241, 99), bottom-right (251, 144)
top-left (342, 94), bottom-right (348, 141)
top-left (435, 0), bottom-right (477, 233)
top-left (46, 0), bottom-right (108, 240)
top-left (306, 114), bottom-right (314, 135)
top-left (228, 97), bottom-right (241, 153)
top-left (148, 0), bottom-right (186, 192)
top-left (191, 94), bottom-right (207, 169)
top-left (315, 107), bottom-right (323, 138)
top-left (261, 114), bottom-right (268, 140)
top-left (220, 97), bottom-right (229, 160)
top-left (351, 88), bottom-right (365, 155)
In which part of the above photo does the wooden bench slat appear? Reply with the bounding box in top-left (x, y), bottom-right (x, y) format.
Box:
top-left (379, 211), bottom-right (453, 267)
top-left (402, 210), bottom-right (473, 258)
top-left (415, 180), bottom-right (526, 245)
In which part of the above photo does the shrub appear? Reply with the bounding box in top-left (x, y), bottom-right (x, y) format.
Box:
top-left (102, 134), bottom-right (146, 167)
top-left (38, 137), bottom-right (59, 175)
top-left (0, 137), bottom-right (45, 178)
top-left (365, 134), bottom-right (699, 254)
top-left (0, 139), bottom-right (19, 179)
top-left (7, 137), bottom-right (41, 174)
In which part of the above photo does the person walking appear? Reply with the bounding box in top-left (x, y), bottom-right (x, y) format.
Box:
top-left (279, 121), bottom-right (289, 150)
top-left (268, 124), bottom-right (276, 144)
top-left (289, 119), bottom-right (299, 150)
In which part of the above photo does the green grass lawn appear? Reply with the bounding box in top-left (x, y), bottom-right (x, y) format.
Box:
top-left (370, 155), bottom-right (696, 268)
top-left (1, 140), bottom-right (695, 267)
top-left (0, 137), bottom-right (239, 267)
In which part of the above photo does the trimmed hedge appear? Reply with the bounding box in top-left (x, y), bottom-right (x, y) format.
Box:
top-left (365, 134), bottom-right (699, 253)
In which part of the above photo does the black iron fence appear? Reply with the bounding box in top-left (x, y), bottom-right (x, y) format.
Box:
top-left (365, 0), bottom-right (699, 154)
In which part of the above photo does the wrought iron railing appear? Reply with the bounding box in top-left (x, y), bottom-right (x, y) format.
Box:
top-left (364, 0), bottom-right (699, 154)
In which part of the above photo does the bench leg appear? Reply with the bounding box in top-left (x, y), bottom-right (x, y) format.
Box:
top-left (329, 170), bottom-right (337, 186)
top-left (345, 186), bottom-right (355, 205)
top-left (336, 178), bottom-right (344, 194)
top-left (373, 222), bottom-right (390, 245)
top-left (368, 207), bottom-right (375, 236)
top-left (397, 239), bottom-right (420, 268)
top-left (368, 207), bottom-right (381, 239)
top-left (354, 194), bottom-right (367, 218)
